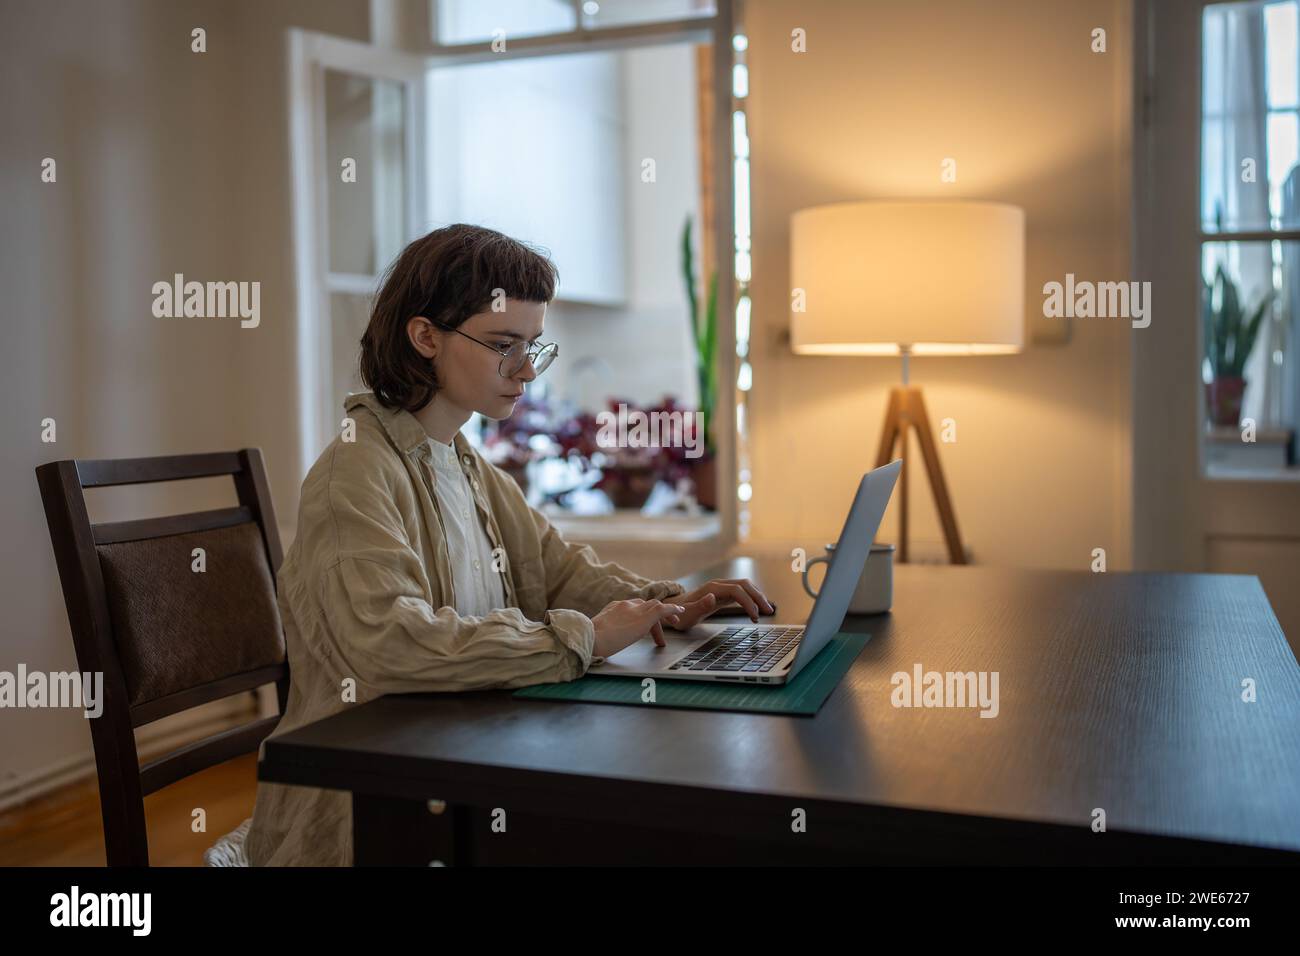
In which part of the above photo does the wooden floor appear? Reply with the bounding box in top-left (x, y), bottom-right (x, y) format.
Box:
top-left (0, 753), bottom-right (258, 866)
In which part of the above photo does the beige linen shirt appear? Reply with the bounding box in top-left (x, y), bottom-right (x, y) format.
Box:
top-left (244, 390), bottom-right (687, 867)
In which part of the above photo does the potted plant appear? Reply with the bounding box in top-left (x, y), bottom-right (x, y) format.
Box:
top-left (554, 396), bottom-right (714, 510)
top-left (551, 402), bottom-right (656, 509)
top-left (680, 215), bottom-right (719, 509)
top-left (484, 392), bottom-right (553, 494)
top-left (595, 448), bottom-right (661, 510)
top-left (1202, 263), bottom-right (1271, 428)
top-left (643, 393), bottom-right (708, 493)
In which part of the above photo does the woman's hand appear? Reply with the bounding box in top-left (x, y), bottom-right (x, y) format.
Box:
top-left (662, 578), bottom-right (777, 632)
top-left (589, 579), bottom-right (776, 659)
top-left (591, 598), bottom-right (686, 658)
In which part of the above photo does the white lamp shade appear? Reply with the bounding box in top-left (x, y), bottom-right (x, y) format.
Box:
top-left (790, 200), bottom-right (1025, 356)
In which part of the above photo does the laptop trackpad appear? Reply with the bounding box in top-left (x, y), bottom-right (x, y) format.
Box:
top-left (587, 625), bottom-right (719, 675)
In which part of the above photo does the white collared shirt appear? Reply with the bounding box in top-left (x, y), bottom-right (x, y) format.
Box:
top-left (426, 435), bottom-right (507, 617)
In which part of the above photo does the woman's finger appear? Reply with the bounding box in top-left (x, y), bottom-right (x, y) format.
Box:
top-left (646, 602), bottom-right (685, 624)
top-left (686, 592), bottom-right (719, 626)
top-left (647, 602), bottom-right (682, 646)
top-left (734, 578), bottom-right (776, 615)
top-left (714, 582), bottom-right (762, 622)
top-left (663, 593), bottom-right (716, 630)
top-left (707, 579), bottom-right (775, 616)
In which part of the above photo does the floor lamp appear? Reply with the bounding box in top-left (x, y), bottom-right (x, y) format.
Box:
top-left (789, 200), bottom-right (1025, 564)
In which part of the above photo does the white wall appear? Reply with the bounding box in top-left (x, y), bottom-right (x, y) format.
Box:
top-left (0, 0), bottom-right (368, 809)
top-left (743, 0), bottom-right (1134, 569)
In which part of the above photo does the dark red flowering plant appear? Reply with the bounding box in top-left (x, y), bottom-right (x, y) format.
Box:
top-left (491, 392), bottom-right (709, 509)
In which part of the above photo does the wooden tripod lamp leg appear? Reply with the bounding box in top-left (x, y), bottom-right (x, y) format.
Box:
top-left (875, 385), bottom-right (967, 565)
top-left (873, 387), bottom-right (903, 468)
top-left (904, 386), bottom-right (967, 564)
top-left (875, 386), bottom-right (907, 562)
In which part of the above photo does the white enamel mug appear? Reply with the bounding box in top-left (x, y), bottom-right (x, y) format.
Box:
top-left (800, 541), bottom-right (895, 614)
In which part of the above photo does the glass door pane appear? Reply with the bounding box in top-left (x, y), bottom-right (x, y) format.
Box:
top-left (294, 31), bottom-right (423, 461)
top-left (324, 69), bottom-right (408, 277)
top-left (1200, 240), bottom-right (1296, 477)
top-left (1201, 0), bottom-right (1300, 233)
top-left (330, 291), bottom-right (373, 420)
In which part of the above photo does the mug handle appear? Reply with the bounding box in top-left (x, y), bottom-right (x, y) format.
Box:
top-left (801, 555), bottom-right (830, 598)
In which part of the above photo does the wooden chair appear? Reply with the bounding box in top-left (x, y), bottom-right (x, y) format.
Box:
top-left (35, 449), bottom-right (289, 866)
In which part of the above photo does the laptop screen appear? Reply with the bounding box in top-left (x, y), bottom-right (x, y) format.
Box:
top-left (788, 459), bottom-right (902, 678)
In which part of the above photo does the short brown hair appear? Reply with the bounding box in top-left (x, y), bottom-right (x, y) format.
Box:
top-left (358, 223), bottom-right (558, 412)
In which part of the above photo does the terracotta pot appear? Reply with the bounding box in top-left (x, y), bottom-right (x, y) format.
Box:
top-left (688, 454), bottom-right (717, 511)
top-left (598, 464), bottom-right (658, 510)
top-left (1205, 376), bottom-right (1246, 427)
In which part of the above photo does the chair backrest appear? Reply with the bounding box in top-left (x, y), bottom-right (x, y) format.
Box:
top-left (35, 448), bottom-right (289, 866)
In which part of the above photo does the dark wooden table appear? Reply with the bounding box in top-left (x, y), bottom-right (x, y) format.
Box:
top-left (258, 558), bottom-right (1300, 865)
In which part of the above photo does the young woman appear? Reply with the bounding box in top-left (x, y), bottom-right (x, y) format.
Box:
top-left (243, 223), bottom-right (775, 866)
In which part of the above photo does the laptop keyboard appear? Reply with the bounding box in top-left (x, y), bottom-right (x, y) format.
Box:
top-left (668, 625), bottom-right (804, 673)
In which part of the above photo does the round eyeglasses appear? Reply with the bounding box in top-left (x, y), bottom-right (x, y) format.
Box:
top-left (435, 322), bottom-right (558, 378)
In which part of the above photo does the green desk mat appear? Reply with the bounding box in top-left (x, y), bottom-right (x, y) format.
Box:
top-left (512, 631), bottom-right (870, 716)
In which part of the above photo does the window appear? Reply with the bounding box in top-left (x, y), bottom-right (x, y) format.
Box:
top-left (433, 0), bottom-right (717, 45)
top-left (290, 3), bottom-right (742, 543)
top-left (1201, 1), bottom-right (1300, 478)
top-left (427, 41), bottom-right (700, 522)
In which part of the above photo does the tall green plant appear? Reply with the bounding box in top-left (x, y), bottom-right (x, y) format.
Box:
top-left (680, 216), bottom-right (718, 456)
top-left (1202, 264), bottom-right (1270, 380)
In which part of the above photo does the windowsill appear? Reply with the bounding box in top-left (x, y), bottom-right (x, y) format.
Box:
top-left (549, 510), bottom-right (721, 542)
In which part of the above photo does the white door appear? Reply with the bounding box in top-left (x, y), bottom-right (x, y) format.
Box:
top-left (289, 31), bottom-right (427, 468)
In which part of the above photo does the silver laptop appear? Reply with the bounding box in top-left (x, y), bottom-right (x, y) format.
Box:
top-left (589, 459), bottom-right (902, 686)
